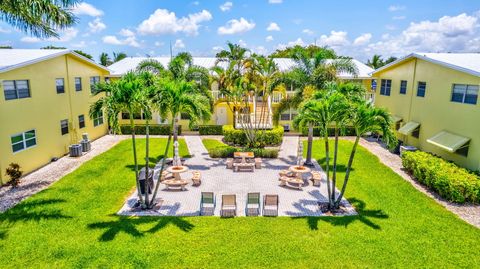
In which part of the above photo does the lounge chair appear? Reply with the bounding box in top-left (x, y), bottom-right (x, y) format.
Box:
top-left (263, 194), bottom-right (279, 217)
top-left (221, 194), bottom-right (237, 217)
top-left (200, 192), bottom-right (215, 216)
top-left (191, 171), bottom-right (201, 186)
top-left (254, 158), bottom-right (262, 169)
top-left (246, 193), bottom-right (260, 216)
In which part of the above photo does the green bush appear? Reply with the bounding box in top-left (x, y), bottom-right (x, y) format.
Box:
top-left (301, 126), bottom-right (356, 136)
top-left (402, 151), bottom-right (480, 203)
top-left (120, 124), bottom-right (182, 135)
top-left (198, 125), bottom-right (224, 135)
top-left (202, 139), bottom-right (278, 158)
top-left (222, 125), bottom-right (283, 147)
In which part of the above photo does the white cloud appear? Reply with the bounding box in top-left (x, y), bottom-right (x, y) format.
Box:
top-left (72, 2), bottom-right (104, 17)
top-left (137, 9), bottom-right (212, 36)
top-left (238, 39), bottom-right (247, 47)
top-left (71, 41), bottom-right (86, 48)
top-left (212, 46), bottom-right (223, 52)
top-left (88, 18), bottom-right (106, 33)
top-left (393, 16), bottom-right (406, 20)
top-left (385, 25), bottom-right (397, 30)
top-left (119, 28), bottom-right (135, 37)
top-left (220, 1), bottom-right (233, 12)
top-left (0, 26), bottom-right (11, 34)
top-left (318, 30), bottom-right (349, 47)
top-left (267, 22), bottom-right (280, 31)
top-left (21, 27), bottom-right (78, 42)
top-left (353, 33), bottom-right (372, 46)
top-left (192, 1), bottom-right (200, 5)
top-left (154, 41), bottom-right (164, 47)
top-left (252, 46), bottom-right (268, 55)
top-left (276, 38), bottom-right (306, 50)
top-left (174, 39), bottom-right (185, 49)
top-left (268, 0), bottom-right (282, 4)
top-left (266, 35), bottom-right (274, 42)
top-left (388, 5), bottom-right (406, 12)
top-left (217, 17), bottom-right (255, 35)
top-left (302, 29), bottom-right (314, 36)
top-left (102, 34), bottom-right (140, 47)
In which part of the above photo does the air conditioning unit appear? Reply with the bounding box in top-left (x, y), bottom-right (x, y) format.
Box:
top-left (69, 144), bottom-right (83, 157)
top-left (80, 140), bottom-right (91, 152)
top-left (283, 124), bottom-right (290, 132)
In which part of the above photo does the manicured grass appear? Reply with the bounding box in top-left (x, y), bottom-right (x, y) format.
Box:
top-left (202, 138), bottom-right (231, 151)
top-left (0, 138), bottom-right (479, 268)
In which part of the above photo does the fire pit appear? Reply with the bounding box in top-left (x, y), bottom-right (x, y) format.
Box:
top-left (289, 165), bottom-right (311, 174)
top-left (167, 165), bottom-right (189, 180)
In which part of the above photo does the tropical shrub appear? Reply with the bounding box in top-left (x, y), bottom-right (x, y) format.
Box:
top-left (5, 163), bottom-right (22, 187)
top-left (402, 151), bottom-right (480, 203)
top-left (203, 139), bottom-right (278, 158)
top-left (222, 125), bottom-right (283, 147)
top-left (301, 126), bottom-right (356, 136)
top-left (120, 124), bottom-right (182, 135)
top-left (198, 125), bottom-right (224, 135)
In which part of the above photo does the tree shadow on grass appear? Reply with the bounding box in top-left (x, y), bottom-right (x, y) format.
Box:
top-left (317, 158), bottom-right (354, 173)
top-left (0, 198), bottom-right (72, 240)
top-left (87, 215), bottom-right (194, 242)
top-left (298, 198), bottom-right (388, 231)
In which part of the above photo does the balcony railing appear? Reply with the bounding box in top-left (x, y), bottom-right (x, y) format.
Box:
top-left (235, 112), bottom-right (273, 129)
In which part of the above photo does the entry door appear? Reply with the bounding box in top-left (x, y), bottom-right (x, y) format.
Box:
top-left (216, 107), bottom-right (227, 125)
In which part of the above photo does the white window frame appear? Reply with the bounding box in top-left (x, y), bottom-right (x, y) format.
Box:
top-left (56, 78), bottom-right (65, 94)
top-left (451, 84), bottom-right (479, 105)
top-left (93, 111), bottom-right (104, 127)
top-left (75, 77), bottom-right (82, 91)
top-left (3, 80), bottom-right (31, 100)
top-left (11, 129), bottom-right (37, 153)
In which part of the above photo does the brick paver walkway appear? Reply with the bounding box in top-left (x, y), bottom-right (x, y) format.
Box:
top-left (119, 136), bottom-right (355, 217)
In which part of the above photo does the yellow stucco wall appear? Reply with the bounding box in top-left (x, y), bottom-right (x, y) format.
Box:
top-left (0, 54), bottom-right (109, 183)
top-left (374, 58), bottom-right (480, 171)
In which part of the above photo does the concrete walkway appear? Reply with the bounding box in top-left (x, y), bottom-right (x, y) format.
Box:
top-left (0, 135), bottom-right (127, 212)
top-left (343, 137), bottom-right (480, 228)
top-left (119, 136), bottom-right (355, 217)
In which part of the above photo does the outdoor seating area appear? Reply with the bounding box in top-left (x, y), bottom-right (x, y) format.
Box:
top-left (226, 152), bottom-right (261, 172)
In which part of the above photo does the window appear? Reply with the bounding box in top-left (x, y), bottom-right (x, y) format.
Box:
top-left (90, 76), bottom-right (100, 93)
top-left (78, 115), bottom-right (85, 129)
top-left (451, 84), bottom-right (478, 105)
top-left (3, 80), bottom-right (30, 100)
top-left (400, 80), bottom-right (407, 95)
top-left (380, 79), bottom-right (391, 96)
top-left (104, 77), bottom-right (110, 83)
top-left (280, 109), bottom-right (297, 121)
top-left (75, 77), bottom-right (82, 91)
top-left (371, 79), bottom-right (377, 91)
top-left (56, 78), bottom-right (65, 94)
top-left (11, 130), bottom-right (36, 153)
top-left (122, 112), bottom-right (142, 120)
top-left (93, 111), bottom-right (104, 127)
top-left (280, 113), bottom-right (291, 121)
top-left (417, 81), bottom-right (426, 97)
top-left (60, 119), bottom-right (69, 135)
top-left (180, 113), bottom-right (190, 120)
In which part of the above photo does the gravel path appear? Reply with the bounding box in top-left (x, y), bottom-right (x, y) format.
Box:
top-left (342, 136), bottom-right (480, 228)
top-left (0, 135), bottom-right (127, 213)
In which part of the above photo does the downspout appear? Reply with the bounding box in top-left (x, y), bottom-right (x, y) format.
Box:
top-left (64, 55), bottom-right (76, 145)
top-left (406, 58), bottom-right (418, 145)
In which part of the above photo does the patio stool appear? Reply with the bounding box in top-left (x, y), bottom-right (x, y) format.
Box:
top-left (279, 170), bottom-right (293, 180)
top-left (226, 158), bottom-right (234, 169)
top-left (160, 170), bottom-right (172, 182)
top-left (254, 158), bottom-right (262, 169)
top-left (191, 171), bottom-right (202, 186)
top-left (310, 171), bottom-right (323, 187)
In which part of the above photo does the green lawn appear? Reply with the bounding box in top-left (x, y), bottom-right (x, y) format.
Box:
top-left (0, 138), bottom-right (479, 268)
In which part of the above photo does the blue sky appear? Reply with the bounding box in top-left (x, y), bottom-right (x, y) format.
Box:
top-left (1, 0), bottom-right (479, 62)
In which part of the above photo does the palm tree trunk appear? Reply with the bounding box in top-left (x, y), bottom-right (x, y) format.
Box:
top-left (130, 115), bottom-right (144, 206)
top-left (144, 119), bottom-right (150, 208)
top-left (331, 126), bottom-right (339, 204)
top-left (305, 123), bottom-right (314, 166)
top-left (334, 135), bottom-right (360, 208)
top-left (149, 121), bottom-right (174, 208)
top-left (323, 132), bottom-right (331, 207)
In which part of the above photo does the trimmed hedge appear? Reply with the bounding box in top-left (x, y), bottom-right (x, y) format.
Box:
top-left (223, 125), bottom-right (284, 147)
top-left (402, 151), bottom-right (480, 203)
top-left (120, 124), bottom-right (182, 135)
top-left (301, 126), bottom-right (356, 136)
top-left (198, 125), bottom-right (224, 135)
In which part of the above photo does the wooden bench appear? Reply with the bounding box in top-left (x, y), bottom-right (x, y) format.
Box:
top-left (163, 179), bottom-right (188, 190)
top-left (279, 176), bottom-right (304, 190)
top-left (233, 162), bottom-right (255, 172)
top-left (191, 171), bottom-right (201, 186)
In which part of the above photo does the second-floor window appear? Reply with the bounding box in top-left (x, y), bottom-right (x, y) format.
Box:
top-left (90, 76), bottom-right (100, 93)
top-left (78, 115), bottom-right (85, 129)
top-left (3, 80), bottom-right (30, 100)
top-left (380, 79), bottom-right (391, 96)
top-left (451, 84), bottom-right (478, 105)
top-left (75, 77), bottom-right (82, 91)
top-left (417, 81), bottom-right (427, 97)
top-left (60, 119), bottom-right (69, 135)
top-left (56, 78), bottom-right (65, 94)
top-left (400, 80), bottom-right (407, 95)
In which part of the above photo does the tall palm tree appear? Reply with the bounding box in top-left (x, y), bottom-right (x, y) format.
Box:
top-left (99, 52), bottom-right (112, 66)
top-left (113, 52), bottom-right (127, 63)
top-left (274, 47), bottom-right (358, 165)
top-left (89, 71), bottom-right (147, 206)
top-left (215, 42), bottom-right (249, 70)
top-left (0, 0), bottom-right (78, 38)
top-left (366, 54), bottom-right (384, 69)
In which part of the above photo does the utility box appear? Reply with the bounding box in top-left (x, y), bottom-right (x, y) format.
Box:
top-left (80, 140), bottom-right (91, 152)
top-left (69, 144), bottom-right (83, 157)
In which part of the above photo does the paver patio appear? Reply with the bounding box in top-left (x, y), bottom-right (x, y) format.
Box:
top-left (119, 136), bottom-right (355, 217)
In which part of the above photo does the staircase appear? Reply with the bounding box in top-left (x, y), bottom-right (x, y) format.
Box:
top-left (235, 98), bottom-right (273, 129)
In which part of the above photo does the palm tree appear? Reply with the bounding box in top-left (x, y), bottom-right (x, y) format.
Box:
top-left (90, 71), bottom-right (147, 206)
top-left (99, 52), bottom-right (112, 66)
top-left (274, 46), bottom-right (358, 165)
top-left (366, 54), bottom-right (384, 69)
top-left (0, 0), bottom-right (78, 38)
top-left (215, 42), bottom-right (249, 70)
top-left (113, 52), bottom-right (127, 63)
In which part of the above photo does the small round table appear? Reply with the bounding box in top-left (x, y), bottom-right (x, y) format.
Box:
top-left (289, 165), bottom-right (311, 180)
top-left (167, 165), bottom-right (189, 181)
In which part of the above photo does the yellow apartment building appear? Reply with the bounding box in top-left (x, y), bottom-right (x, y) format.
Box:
top-left (0, 49), bottom-right (110, 183)
top-left (372, 53), bottom-right (480, 171)
top-left (107, 57), bottom-right (374, 131)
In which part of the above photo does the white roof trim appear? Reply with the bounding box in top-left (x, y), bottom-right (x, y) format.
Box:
top-left (371, 53), bottom-right (480, 77)
top-left (0, 50), bottom-right (110, 74)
